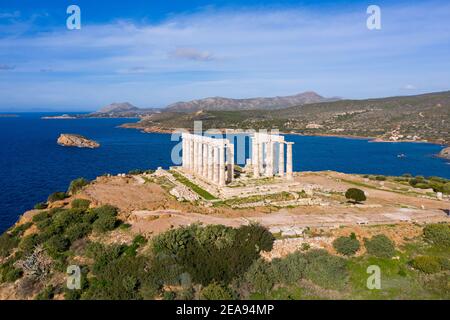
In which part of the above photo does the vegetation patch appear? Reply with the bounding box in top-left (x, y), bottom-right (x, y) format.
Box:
top-left (170, 171), bottom-right (216, 200)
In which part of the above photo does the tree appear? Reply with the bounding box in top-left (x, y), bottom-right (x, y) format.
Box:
top-left (345, 188), bottom-right (366, 203)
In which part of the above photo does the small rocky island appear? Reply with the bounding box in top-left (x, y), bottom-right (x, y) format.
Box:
top-left (57, 134), bottom-right (100, 148)
top-left (438, 147), bottom-right (450, 160)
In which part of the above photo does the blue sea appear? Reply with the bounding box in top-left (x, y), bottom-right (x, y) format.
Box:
top-left (0, 113), bottom-right (449, 232)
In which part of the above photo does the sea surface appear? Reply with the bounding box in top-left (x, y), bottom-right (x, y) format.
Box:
top-left (0, 112), bottom-right (449, 232)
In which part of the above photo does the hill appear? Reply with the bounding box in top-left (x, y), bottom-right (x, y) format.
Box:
top-left (165, 91), bottom-right (336, 112)
top-left (124, 91), bottom-right (450, 145)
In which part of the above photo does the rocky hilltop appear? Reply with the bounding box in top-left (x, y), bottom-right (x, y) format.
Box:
top-left (57, 134), bottom-right (100, 149)
top-left (165, 91), bottom-right (337, 112)
top-left (439, 147), bottom-right (450, 159)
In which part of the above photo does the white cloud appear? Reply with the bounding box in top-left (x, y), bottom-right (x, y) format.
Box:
top-left (170, 47), bottom-right (214, 61)
top-left (402, 84), bottom-right (417, 90)
top-left (0, 11), bottom-right (20, 19)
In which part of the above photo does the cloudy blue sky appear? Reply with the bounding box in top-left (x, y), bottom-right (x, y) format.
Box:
top-left (0, 0), bottom-right (449, 111)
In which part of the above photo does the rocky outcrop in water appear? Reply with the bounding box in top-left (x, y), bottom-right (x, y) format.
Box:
top-left (438, 147), bottom-right (450, 159)
top-left (57, 134), bottom-right (100, 149)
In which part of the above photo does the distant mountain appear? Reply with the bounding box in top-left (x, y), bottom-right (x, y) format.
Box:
top-left (88, 102), bottom-right (160, 118)
top-left (165, 91), bottom-right (338, 112)
top-left (97, 102), bottom-right (139, 114)
top-left (123, 90), bottom-right (450, 145)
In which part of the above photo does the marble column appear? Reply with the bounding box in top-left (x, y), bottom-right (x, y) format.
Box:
top-left (227, 144), bottom-right (234, 183)
top-left (193, 138), bottom-right (198, 172)
top-left (266, 141), bottom-right (274, 177)
top-left (197, 140), bottom-right (203, 174)
top-left (189, 138), bottom-right (194, 171)
top-left (259, 142), bottom-right (264, 174)
top-left (202, 141), bottom-right (208, 177)
top-left (214, 146), bottom-right (220, 184)
top-left (207, 143), bottom-right (213, 181)
top-left (286, 142), bottom-right (293, 180)
top-left (252, 138), bottom-right (260, 178)
top-left (278, 142), bottom-right (285, 177)
top-left (219, 144), bottom-right (225, 186)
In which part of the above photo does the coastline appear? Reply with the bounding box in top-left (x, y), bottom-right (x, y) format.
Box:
top-left (119, 123), bottom-right (449, 148)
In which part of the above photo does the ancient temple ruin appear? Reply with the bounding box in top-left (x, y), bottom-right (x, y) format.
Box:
top-left (251, 132), bottom-right (294, 180)
top-left (181, 132), bottom-right (294, 186)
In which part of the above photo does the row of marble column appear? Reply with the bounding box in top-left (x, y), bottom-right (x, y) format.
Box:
top-left (251, 133), bottom-right (293, 180)
top-left (182, 133), bottom-right (234, 186)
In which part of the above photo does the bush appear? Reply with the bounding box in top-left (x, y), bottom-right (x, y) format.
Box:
top-left (303, 249), bottom-right (348, 289)
top-left (271, 252), bottom-right (307, 284)
top-left (345, 188), bottom-right (366, 203)
top-left (19, 234), bottom-right (39, 254)
top-left (65, 223), bottom-right (92, 242)
top-left (200, 283), bottom-right (234, 300)
top-left (411, 256), bottom-right (442, 274)
top-left (35, 285), bottom-right (54, 300)
top-left (423, 223), bottom-right (450, 248)
top-left (152, 224), bottom-right (274, 286)
top-left (47, 192), bottom-right (68, 203)
top-left (333, 236), bottom-right (360, 256)
top-left (0, 261), bottom-right (23, 283)
top-left (0, 233), bottom-right (19, 258)
top-left (364, 234), bottom-right (396, 258)
top-left (71, 199), bottom-right (91, 210)
top-left (91, 205), bottom-right (119, 233)
top-left (375, 176), bottom-right (386, 181)
top-left (34, 202), bottom-right (48, 210)
top-left (244, 259), bottom-right (275, 293)
top-left (44, 235), bottom-right (70, 256)
top-left (68, 178), bottom-right (90, 195)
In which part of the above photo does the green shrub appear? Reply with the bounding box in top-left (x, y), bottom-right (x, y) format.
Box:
top-left (34, 202), bottom-right (48, 210)
top-left (44, 235), bottom-right (70, 256)
top-left (92, 215), bottom-right (117, 233)
top-left (68, 178), bottom-right (90, 195)
top-left (333, 236), bottom-right (360, 256)
top-left (91, 205), bottom-right (119, 233)
top-left (244, 259), bottom-right (275, 293)
top-left (200, 283), bottom-right (234, 300)
top-left (71, 199), bottom-right (91, 210)
top-left (0, 233), bottom-right (19, 258)
top-left (9, 222), bottom-right (32, 238)
top-left (82, 243), bottom-right (154, 300)
top-left (0, 261), bottom-right (23, 283)
top-left (47, 192), bottom-right (68, 203)
top-left (375, 176), bottom-right (386, 181)
top-left (19, 234), bottom-right (39, 254)
top-left (32, 211), bottom-right (50, 223)
top-left (364, 234), bottom-right (396, 258)
top-left (271, 252), bottom-right (307, 284)
top-left (152, 224), bottom-right (274, 286)
top-left (303, 249), bottom-right (348, 289)
top-left (345, 188), bottom-right (366, 203)
top-left (411, 256), bottom-right (442, 274)
top-left (423, 223), bottom-right (450, 248)
top-left (35, 285), bottom-right (54, 300)
top-left (65, 223), bottom-right (92, 242)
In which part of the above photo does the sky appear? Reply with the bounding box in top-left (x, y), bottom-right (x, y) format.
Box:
top-left (0, 0), bottom-right (449, 111)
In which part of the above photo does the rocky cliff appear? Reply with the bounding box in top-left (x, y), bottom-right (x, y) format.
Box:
top-left (57, 134), bottom-right (100, 149)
